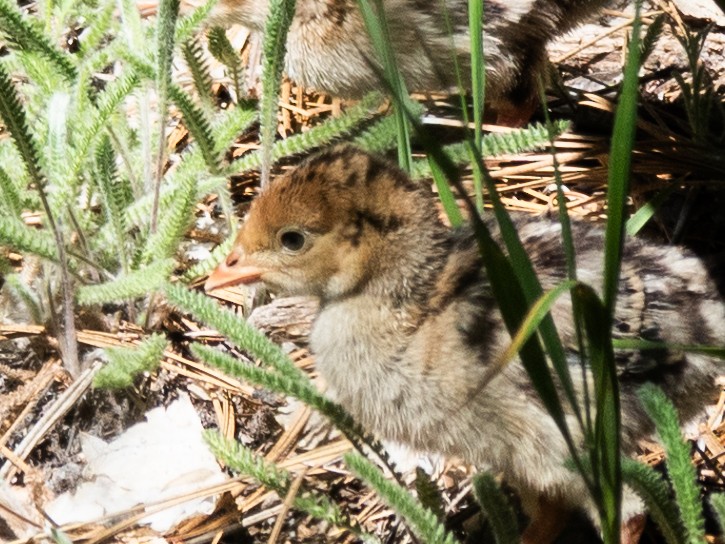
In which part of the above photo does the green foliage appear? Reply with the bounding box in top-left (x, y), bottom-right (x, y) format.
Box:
top-left (472, 473), bottom-right (519, 544)
top-left (639, 384), bottom-right (706, 543)
top-left (357, 0), bottom-right (413, 170)
top-left (207, 26), bottom-right (244, 100)
top-left (0, 0), bottom-right (76, 80)
top-left (710, 494), bottom-right (725, 534)
top-left (259, 0), bottom-right (297, 185)
top-left (621, 459), bottom-right (686, 544)
top-left (415, 468), bottom-right (445, 521)
top-left (182, 38), bottom-right (215, 108)
top-left (77, 259), bottom-right (176, 305)
top-left (205, 430), bottom-right (378, 542)
top-left (169, 83), bottom-right (220, 171)
top-left (165, 283), bottom-right (306, 381)
top-left (93, 333), bottom-right (167, 389)
top-left (345, 452), bottom-right (458, 544)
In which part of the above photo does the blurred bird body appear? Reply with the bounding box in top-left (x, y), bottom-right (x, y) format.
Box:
top-left (211, 0), bottom-right (611, 122)
top-left (206, 146), bottom-right (723, 541)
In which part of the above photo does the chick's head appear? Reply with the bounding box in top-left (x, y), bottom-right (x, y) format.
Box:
top-left (206, 146), bottom-right (434, 301)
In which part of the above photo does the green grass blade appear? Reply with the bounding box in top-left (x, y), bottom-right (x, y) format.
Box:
top-left (356, 0), bottom-right (412, 171)
top-left (603, 0), bottom-right (642, 318)
top-left (573, 283), bottom-right (621, 544)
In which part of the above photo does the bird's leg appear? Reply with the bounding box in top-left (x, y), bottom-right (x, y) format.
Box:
top-left (520, 495), bottom-right (570, 544)
top-left (620, 513), bottom-right (646, 544)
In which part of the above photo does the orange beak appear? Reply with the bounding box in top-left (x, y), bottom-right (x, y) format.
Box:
top-left (204, 250), bottom-right (265, 292)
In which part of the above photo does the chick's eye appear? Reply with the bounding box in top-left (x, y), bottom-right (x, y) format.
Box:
top-left (278, 228), bottom-right (307, 253)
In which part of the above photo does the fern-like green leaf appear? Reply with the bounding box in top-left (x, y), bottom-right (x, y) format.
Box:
top-left (69, 71), bottom-right (141, 182)
top-left (182, 231), bottom-right (235, 282)
top-left (638, 384), bottom-right (705, 544)
top-left (169, 84), bottom-right (220, 172)
top-left (204, 430), bottom-right (377, 541)
top-left (259, 0), bottom-right (296, 185)
top-left (192, 343), bottom-right (359, 436)
top-left (94, 134), bottom-right (131, 269)
top-left (207, 26), bottom-right (244, 100)
top-left (0, 216), bottom-right (62, 265)
top-left (164, 284), bottom-right (304, 380)
top-left (415, 468), bottom-right (445, 521)
top-left (409, 121), bottom-right (570, 180)
top-left (76, 258), bottom-right (176, 305)
top-left (175, 0), bottom-right (219, 43)
top-left (621, 458), bottom-right (686, 544)
top-left (211, 103), bottom-right (258, 156)
top-left (182, 38), bottom-right (214, 108)
top-left (2, 273), bottom-right (44, 324)
top-left (141, 172), bottom-right (197, 263)
top-left (345, 452), bottom-right (459, 544)
top-left (233, 92), bottom-right (382, 173)
top-left (0, 61), bottom-right (46, 186)
top-left (0, 0), bottom-right (77, 80)
top-left (472, 473), bottom-right (520, 544)
top-left (77, 0), bottom-right (118, 59)
top-left (93, 333), bottom-right (167, 388)
top-left (0, 166), bottom-right (24, 219)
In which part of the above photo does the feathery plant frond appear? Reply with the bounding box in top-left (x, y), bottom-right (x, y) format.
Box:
top-left (2, 273), bottom-right (44, 324)
top-left (710, 494), bottom-right (725, 535)
top-left (472, 473), bottom-right (519, 544)
top-left (621, 458), bottom-right (686, 544)
top-left (77, 0), bottom-right (117, 59)
top-left (0, 60), bottom-right (79, 374)
top-left (94, 135), bottom-right (131, 271)
top-left (175, 0), bottom-right (218, 43)
top-left (0, 0), bottom-right (77, 81)
top-left (69, 71), bottom-right (141, 182)
top-left (232, 92), bottom-right (383, 174)
top-left (415, 468), bottom-right (445, 521)
top-left (211, 104), bottom-right (258, 156)
top-left (639, 384), bottom-right (706, 544)
top-left (151, 0), bottom-right (181, 231)
top-left (182, 38), bottom-right (215, 108)
top-left (164, 283), bottom-right (306, 381)
top-left (0, 62), bottom-right (46, 186)
top-left (0, 217), bottom-right (60, 266)
top-left (0, 166), bottom-right (24, 219)
top-left (141, 171), bottom-right (197, 263)
top-left (77, 259), bottom-right (176, 305)
top-left (259, 0), bottom-right (297, 186)
top-left (207, 26), bottom-right (244, 101)
top-left (182, 231), bottom-right (236, 282)
top-left (169, 84), bottom-right (221, 172)
top-left (192, 344), bottom-right (356, 436)
top-left (409, 121), bottom-right (570, 180)
top-left (93, 333), bottom-right (167, 388)
top-left (640, 14), bottom-right (665, 65)
top-left (353, 111), bottom-right (406, 153)
top-left (345, 452), bottom-right (459, 544)
top-left (204, 431), bottom-right (379, 542)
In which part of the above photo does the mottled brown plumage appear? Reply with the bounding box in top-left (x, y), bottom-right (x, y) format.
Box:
top-left (206, 146), bottom-right (723, 542)
top-left (211, 0), bottom-right (612, 123)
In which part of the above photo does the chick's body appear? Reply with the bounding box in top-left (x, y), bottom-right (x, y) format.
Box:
top-left (212, 0), bottom-right (611, 119)
top-left (207, 146), bottom-right (723, 536)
